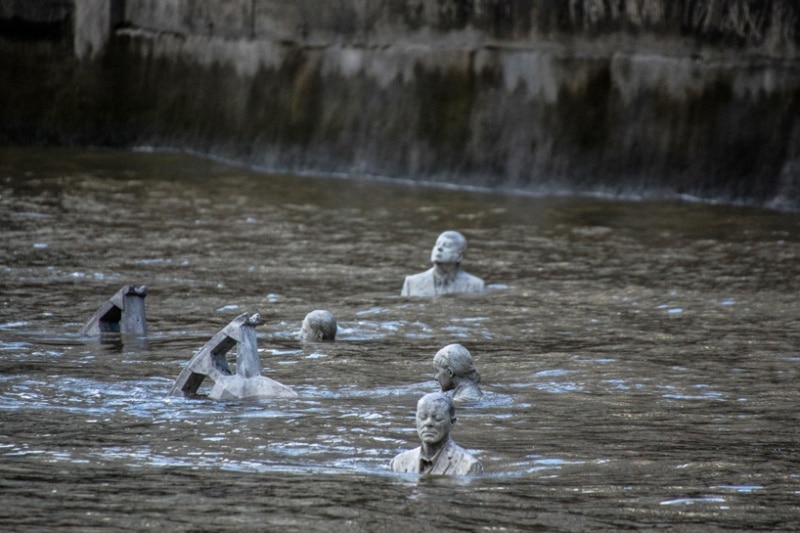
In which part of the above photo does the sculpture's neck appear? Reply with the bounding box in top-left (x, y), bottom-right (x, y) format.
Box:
top-left (452, 380), bottom-right (469, 395)
top-left (420, 436), bottom-right (450, 461)
top-left (433, 262), bottom-right (459, 284)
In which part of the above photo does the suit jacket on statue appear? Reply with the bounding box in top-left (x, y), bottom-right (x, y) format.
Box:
top-left (401, 267), bottom-right (485, 297)
top-left (390, 438), bottom-right (483, 475)
top-left (449, 382), bottom-right (483, 404)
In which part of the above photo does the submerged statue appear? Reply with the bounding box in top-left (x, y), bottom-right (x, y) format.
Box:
top-left (434, 344), bottom-right (482, 404)
top-left (390, 392), bottom-right (483, 476)
top-left (169, 312), bottom-right (297, 400)
top-left (401, 231), bottom-right (484, 297)
top-left (80, 285), bottom-right (148, 335)
top-left (299, 310), bottom-right (337, 341)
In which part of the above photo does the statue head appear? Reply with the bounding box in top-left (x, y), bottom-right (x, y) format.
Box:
top-left (299, 310), bottom-right (337, 341)
top-left (415, 392), bottom-right (456, 446)
top-left (430, 231), bottom-right (467, 265)
top-left (433, 343), bottom-right (480, 391)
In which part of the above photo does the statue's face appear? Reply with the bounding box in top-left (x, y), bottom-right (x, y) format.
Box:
top-left (416, 398), bottom-right (453, 445)
top-left (434, 361), bottom-right (454, 391)
top-left (430, 233), bottom-right (464, 264)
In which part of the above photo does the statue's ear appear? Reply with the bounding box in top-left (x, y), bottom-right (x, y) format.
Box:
top-left (447, 367), bottom-right (455, 377)
top-left (315, 330), bottom-right (324, 341)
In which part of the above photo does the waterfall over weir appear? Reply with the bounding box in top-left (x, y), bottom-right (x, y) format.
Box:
top-left (2, 0), bottom-right (800, 210)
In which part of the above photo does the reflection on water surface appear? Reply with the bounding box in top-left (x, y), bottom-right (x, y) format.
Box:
top-left (1, 147), bottom-right (799, 531)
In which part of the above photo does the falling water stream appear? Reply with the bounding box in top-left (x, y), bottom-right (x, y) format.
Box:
top-left (1, 147), bottom-right (799, 531)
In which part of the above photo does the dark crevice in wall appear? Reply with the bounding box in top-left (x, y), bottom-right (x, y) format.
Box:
top-left (0, 17), bottom-right (70, 43)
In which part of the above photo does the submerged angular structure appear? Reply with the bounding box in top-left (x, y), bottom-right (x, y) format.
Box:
top-left (80, 284), bottom-right (148, 336)
top-left (169, 312), bottom-right (297, 400)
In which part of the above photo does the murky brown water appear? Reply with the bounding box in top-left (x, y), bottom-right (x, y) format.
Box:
top-left (1, 147), bottom-right (799, 531)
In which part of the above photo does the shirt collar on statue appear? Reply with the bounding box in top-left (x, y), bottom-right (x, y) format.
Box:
top-left (419, 438), bottom-right (450, 473)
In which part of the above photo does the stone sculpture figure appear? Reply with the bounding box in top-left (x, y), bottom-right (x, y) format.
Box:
top-left (299, 309), bottom-right (337, 341)
top-left (401, 231), bottom-right (484, 297)
top-left (169, 312), bottom-right (297, 400)
top-left (434, 343), bottom-right (482, 404)
top-left (80, 285), bottom-right (148, 335)
top-left (390, 392), bottom-right (483, 476)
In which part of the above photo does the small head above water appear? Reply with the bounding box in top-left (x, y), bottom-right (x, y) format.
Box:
top-left (430, 231), bottom-right (467, 265)
top-left (433, 343), bottom-right (480, 390)
top-left (299, 309), bottom-right (337, 342)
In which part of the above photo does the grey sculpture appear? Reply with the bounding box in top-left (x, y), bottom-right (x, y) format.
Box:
top-left (390, 392), bottom-right (483, 475)
top-left (299, 309), bottom-right (337, 341)
top-left (169, 312), bottom-right (297, 400)
top-left (434, 344), bottom-right (482, 404)
top-left (401, 231), bottom-right (484, 297)
top-left (80, 285), bottom-right (148, 335)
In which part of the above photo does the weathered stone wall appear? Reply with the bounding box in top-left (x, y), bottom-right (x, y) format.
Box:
top-left (121, 0), bottom-right (800, 55)
top-left (0, 0), bottom-right (72, 23)
top-left (2, 0), bottom-right (799, 209)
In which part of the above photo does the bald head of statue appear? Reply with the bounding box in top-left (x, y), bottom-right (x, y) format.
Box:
top-left (430, 231), bottom-right (467, 265)
top-left (299, 310), bottom-right (337, 342)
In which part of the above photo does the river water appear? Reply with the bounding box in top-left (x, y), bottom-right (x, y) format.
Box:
top-left (1, 147), bottom-right (799, 531)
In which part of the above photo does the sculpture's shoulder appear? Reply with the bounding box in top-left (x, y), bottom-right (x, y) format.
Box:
top-left (451, 382), bottom-right (483, 404)
top-left (401, 268), bottom-right (436, 297)
top-left (443, 440), bottom-right (483, 475)
top-left (454, 270), bottom-right (485, 293)
top-left (390, 447), bottom-right (420, 473)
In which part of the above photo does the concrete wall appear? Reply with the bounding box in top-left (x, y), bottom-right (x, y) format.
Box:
top-left (0, 0), bottom-right (72, 23)
top-left (119, 0), bottom-right (800, 54)
top-left (2, 0), bottom-right (800, 209)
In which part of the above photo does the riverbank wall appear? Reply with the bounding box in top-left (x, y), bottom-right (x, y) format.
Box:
top-left (2, 0), bottom-right (799, 209)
